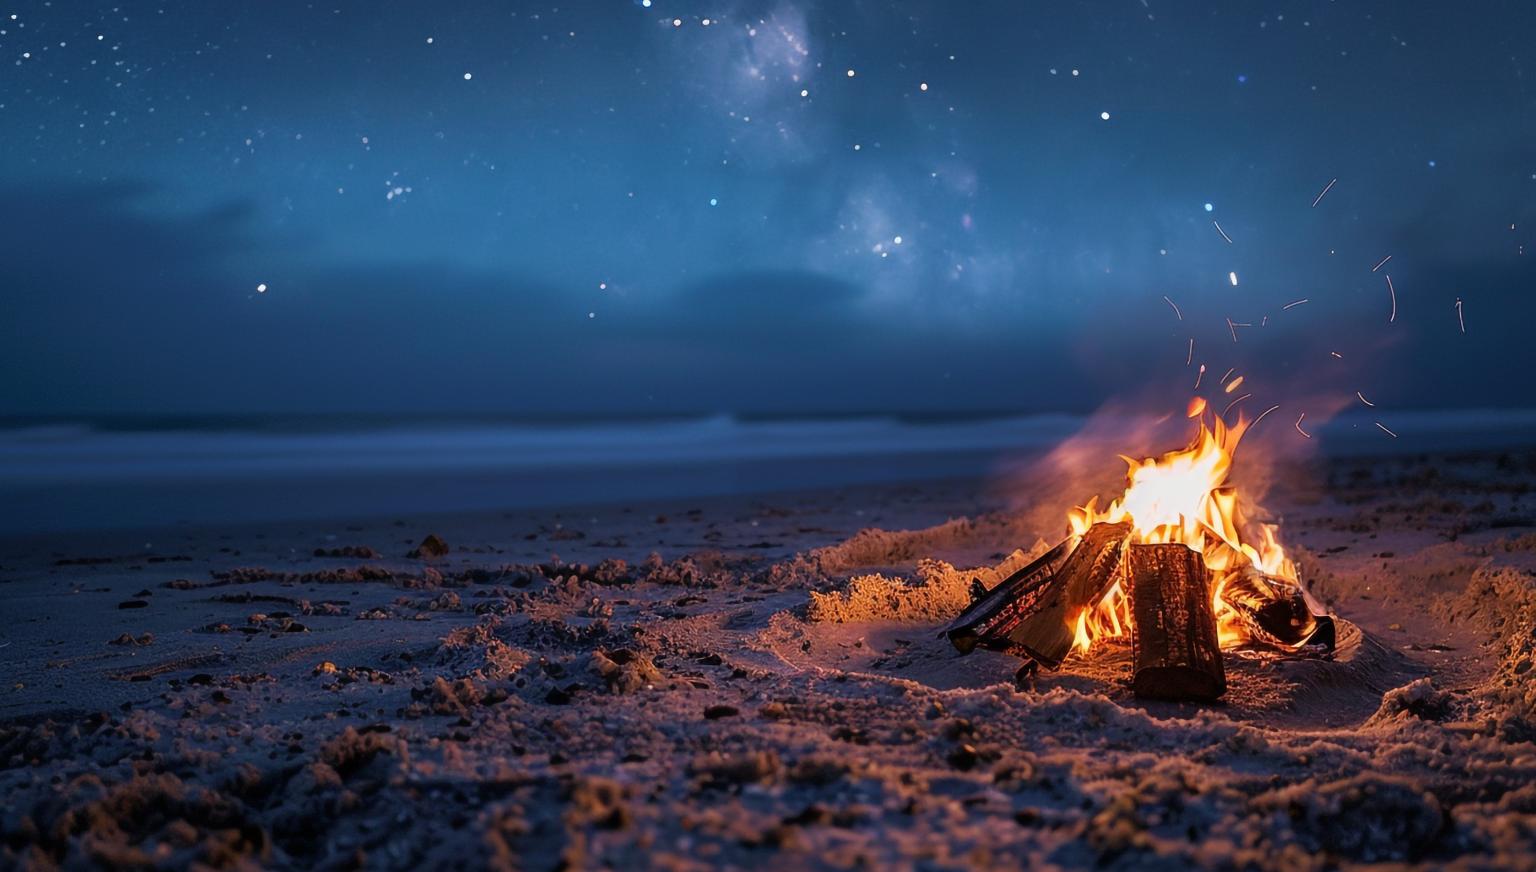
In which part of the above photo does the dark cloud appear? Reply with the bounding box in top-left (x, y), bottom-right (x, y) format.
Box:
top-left (0, 181), bottom-right (1095, 416)
top-left (667, 270), bottom-right (864, 329)
top-left (5, 173), bottom-right (1530, 420)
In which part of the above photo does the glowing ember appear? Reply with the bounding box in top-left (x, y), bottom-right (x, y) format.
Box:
top-left (1062, 412), bottom-right (1313, 655)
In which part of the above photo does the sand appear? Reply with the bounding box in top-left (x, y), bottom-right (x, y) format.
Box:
top-left (2, 449), bottom-right (1535, 870)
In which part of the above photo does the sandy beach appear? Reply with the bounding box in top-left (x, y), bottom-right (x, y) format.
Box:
top-left (3, 446), bottom-right (1535, 870)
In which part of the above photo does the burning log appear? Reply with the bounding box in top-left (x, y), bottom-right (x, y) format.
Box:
top-left (1128, 543), bottom-right (1225, 701)
top-left (944, 522), bottom-right (1130, 664)
top-left (944, 539), bottom-right (1072, 655)
top-left (1003, 521), bottom-right (1132, 668)
top-left (1220, 569), bottom-right (1335, 653)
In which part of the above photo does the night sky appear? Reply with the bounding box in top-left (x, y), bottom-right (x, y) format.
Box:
top-left (3, 1), bottom-right (1533, 418)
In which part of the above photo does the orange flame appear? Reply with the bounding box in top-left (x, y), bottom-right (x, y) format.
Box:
top-left (1064, 410), bottom-right (1299, 655)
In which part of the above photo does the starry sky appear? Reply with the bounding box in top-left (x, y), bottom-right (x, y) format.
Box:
top-left (2, 1), bottom-right (1533, 418)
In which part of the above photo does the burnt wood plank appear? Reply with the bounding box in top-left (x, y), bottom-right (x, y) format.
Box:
top-left (944, 538), bottom-right (1072, 654)
top-left (1129, 543), bottom-right (1226, 701)
top-left (1003, 521), bottom-right (1132, 668)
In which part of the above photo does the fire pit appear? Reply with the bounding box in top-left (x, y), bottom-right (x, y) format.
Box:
top-left (946, 412), bottom-right (1334, 701)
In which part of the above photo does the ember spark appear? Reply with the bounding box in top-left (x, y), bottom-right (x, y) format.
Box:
top-left (1311, 177), bottom-right (1337, 207)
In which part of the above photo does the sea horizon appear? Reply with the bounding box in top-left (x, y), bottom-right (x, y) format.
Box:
top-left (3, 407), bottom-right (1534, 534)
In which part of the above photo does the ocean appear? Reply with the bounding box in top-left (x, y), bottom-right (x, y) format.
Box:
top-left (2, 409), bottom-right (1533, 533)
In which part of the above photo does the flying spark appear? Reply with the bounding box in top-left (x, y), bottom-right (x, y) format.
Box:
top-left (1213, 220), bottom-right (1233, 244)
top-left (1222, 393), bottom-right (1252, 417)
top-left (1219, 367), bottom-right (1235, 384)
top-left (1226, 317), bottom-right (1239, 343)
top-left (1375, 422), bottom-right (1399, 438)
top-left (1282, 298), bottom-right (1309, 310)
top-left (1193, 364), bottom-right (1206, 390)
top-left (1455, 297), bottom-right (1466, 333)
top-left (1162, 295), bottom-right (1182, 320)
top-left (1294, 412), bottom-right (1312, 438)
top-left (1186, 338), bottom-right (1193, 365)
top-left (1311, 177), bottom-right (1337, 207)
top-left (1224, 375), bottom-right (1245, 393)
top-left (255, 283), bottom-right (267, 293)
top-left (1330, 351), bottom-right (1344, 359)
top-left (1228, 271), bottom-right (1239, 286)
top-left (1386, 274), bottom-right (1397, 322)
top-left (1372, 255), bottom-right (1392, 272)
top-left (1252, 404), bottom-right (1281, 428)
top-left (1356, 391), bottom-right (1375, 407)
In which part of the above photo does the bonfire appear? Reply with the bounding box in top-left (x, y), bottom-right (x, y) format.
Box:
top-left (946, 408), bottom-right (1333, 701)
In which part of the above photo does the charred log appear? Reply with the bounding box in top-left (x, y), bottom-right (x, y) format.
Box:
top-left (944, 539), bottom-right (1072, 655)
top-left (1129, 543), bottom-right (1226, 701)
top-left (1002, 522), bottom-right (1132, 668)
top-left (1220, 569), bottom-right (1335, 653)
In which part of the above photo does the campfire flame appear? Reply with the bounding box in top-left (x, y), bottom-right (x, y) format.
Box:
top-left (1064, 412), bottom-right (1311, 655)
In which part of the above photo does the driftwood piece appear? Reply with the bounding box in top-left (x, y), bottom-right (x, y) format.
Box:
top-left (1005, 522), bottom-right (1132, 668)
top-left (1220, 569), bottom-right (1335, 653)
top-left (1129, 543), bottom-right (1226, 701)
top-left (945, 539), bottom-right (1072, 654)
